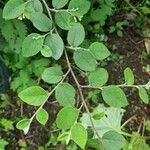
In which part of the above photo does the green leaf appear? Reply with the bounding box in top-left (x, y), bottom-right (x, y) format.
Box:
top-left (73, 50), bottom-right (97, 71)
top-left (18, 86), bottom-right (48, 106)
top-left (16, 119), bottom-right (30, 134)
top-left (41, 66), bottom-right (63, 84)
top-left (102, 131), bottom-right (126, 150)
top-left (92, 112), bottom-right (105, 120)
top-left (36, 108), bottom-right (49, 125)
top-left (41, 45), bottom-right (52, 57)
top-left (3, 0), bottom-right (26, 19)
top-left (0, 118), bottom-right (14, 130)
top-left (139, 87), bottom-right (149, 104)
top-left (56, 107), bottom-right (79, 130)
top-left (30, 12), bottom-right (52, 32)
top-left (124, 67), bottom-right (134, 85)
top-left (0, 139), bottom-right (8, 150)
top-left (55, 11), bottom-right (74, 30)
top-left (145, 121), bottom-right (150, 132)
top-left (102, 86), bottom-right (128, 107)
top-left (124, 133), bottom-right (150, 150)
top-left (55, 83), bottom-right (76, 106)
top-left (24, 0), bottom-right (43, 19)
top-left (44, 34), bottom-right (64, 60)
top-left (32, 0), bottom-right (43, 12)
top-left (81, 104), bottom-right (125, 137)
top-left (57, 132), bottom-right (69, 141)
top-left (68, 0), bottom-right (90, 17)
top-left (22, 33), bottom-right (44, 57)
top-left (52, 0), bottom-right (69, 9)
top-left (67, 23), bottom-right (85, 47)
top-left (71, 123), bottom-right (87, 149)
top-left (88, 68), bottom-right (109, 87)
top-left (89, 42), bottom-right (111, 60)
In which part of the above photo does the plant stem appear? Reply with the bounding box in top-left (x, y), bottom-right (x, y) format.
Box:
top-left (30, 69), bottom-right (70, 122)
top-left (65, 51), bottom-right (104, 149)
top-left (80, 84), bottom-right (147, 90)
top-left (43, 1), bottom-right (103, 148)
top-left (42, 0), bottom-right (58, 34)
top-left (121, 115), bottom-right (137, 129)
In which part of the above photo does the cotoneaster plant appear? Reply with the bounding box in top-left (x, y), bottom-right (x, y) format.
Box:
top-left (2, 0), bottom-right (150, 149)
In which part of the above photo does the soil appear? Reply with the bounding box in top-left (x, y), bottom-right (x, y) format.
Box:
top-left (0, 28), bottom-right (150, 149)
top-left (106, 28), bottom-right (150, 133)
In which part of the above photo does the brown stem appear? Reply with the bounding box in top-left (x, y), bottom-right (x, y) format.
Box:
top-left (42, 1), bottom-right (103, 148)
top-left (65, 51), bottom-right (103, 149)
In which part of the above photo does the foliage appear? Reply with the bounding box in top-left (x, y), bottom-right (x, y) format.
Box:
top-left (0, 0), bottom-right (150, 149)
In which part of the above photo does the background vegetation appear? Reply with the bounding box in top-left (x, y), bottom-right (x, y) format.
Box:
top-left (0, 0), bottom-right (150, 149)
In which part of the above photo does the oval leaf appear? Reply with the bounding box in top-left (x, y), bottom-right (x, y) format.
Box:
top-left (55, 11), bottom-right (74, 30)
top-left (24, 0), bottom-right (43, 19)
top-left (102, 131), bottom-right (126, 150)
top-left (41, 66), bottom-right (63, 84)
top-left (124, 67), bottom-right (134, 85)
top-left (22, 33), bottom-right (44, 57)
top-left (3, 0), bottom-right (26, 19)
top-left (55, 83), bottom-right (76, 106)
top-left (16, 119), bottom-right (30, 134)
top-left (44, 34), bottom-right (64, 60)
top-left (68, 0), bottom-right (90, 17)
top-left (36, 108), bottom-right (49, 125)
top-left (30, 12), bottom-right (52, 32)
top-left (18, 86), bottom-right (48, 106)
top-left (41, 45), bottom-right (52, 57)
top-left (67, 23), bottom-right (85, 47)
top-left (56, 107), bottom-right (79, 130)
top-left (102, 86), bottom-right (128, 107)
top-left (89, 42), bottom-right (111, 61)
top-left (73, 50), bottom-right (97, 71)
top-left (71, 123), bottom-right (87, 149)
top-left (88, 68), bottom-right (109, 87)
top-left (139, 87), bottom-right (149, 104)
top-left (52, 0), bottom-right (69, 9)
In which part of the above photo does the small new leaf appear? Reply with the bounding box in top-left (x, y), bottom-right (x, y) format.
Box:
top-left (16, 119), bottom-right (30, 134)
top-left (139, 87), bottom-right (149, 104)
top-left (92, 112), bottom-right (105, 120)
top-left (124, 67), bottom-right (134, 85)
top-left (36, 108), bottom-right (49, 125)
top-left (41, 45), bottom-right (52, 58)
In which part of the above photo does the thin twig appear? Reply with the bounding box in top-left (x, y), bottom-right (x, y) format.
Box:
top-left (121, 115), bottom-right (137, 129)
top-left (42, 1), bottom-right (103, 148)
top-left (65, 51), bottom-right (103, 149)
top-left (81, 84), bottom-right (147, 90)
top-left (30, 69), bottom-right (70, 121)
top-left (42, 0), bottom-right (58, 34)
